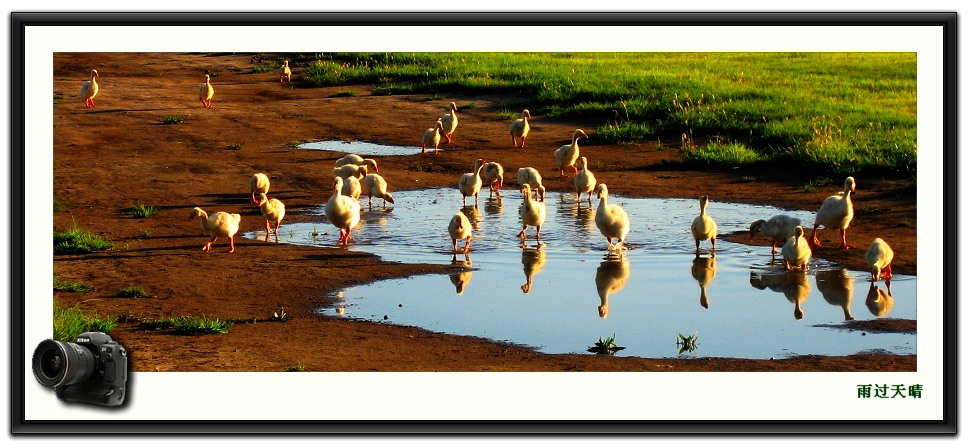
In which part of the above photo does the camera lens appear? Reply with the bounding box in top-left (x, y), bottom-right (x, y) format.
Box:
top-left (32, 339), bottom-right (97, 387)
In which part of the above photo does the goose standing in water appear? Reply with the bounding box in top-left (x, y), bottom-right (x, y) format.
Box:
top-left (690, 195), bottom-right (718, 253)
top-left (781, 226), bottom-right (812, 271)
top-left (865, 238), bottom-right (895, 281)
top-left (325, 177), bottom-right (362, 245)
top-left (80, 69), bottom-right (99, 108)
top-left (517, 184), bottom-right (546, 240)
top-left (810, 176), bottom-right (856, 248)
top-left (594, 183), bottom-right (630, 251)
top-left (448, 211), bottom-right (473, 253)
top-left (554, 129), bottom-right (587, 177)
top-left (458, 158), bottom-right (486, 207)
top-left (749, 215), bottom-right (801, 255)
top-left (517, 167), bottom-right (546, 202)
top-left (249, 173), bottom-right (270, 205)
top-left (421, 119), bottom-right (444, 155)
top-left (362, 173), bottom-right (394, 208)
top-left (480, 161), bottom-right (504, 198)
top-left (509, 109), bottom-right (531, 147)
top-left (573, 156), bottom-right (597, 206)
top-left (254, 193), bottom-right (286, 242)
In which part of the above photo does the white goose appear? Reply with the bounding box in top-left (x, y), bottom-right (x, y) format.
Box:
top-left (781, 226), bottom-right (812, 271)
top-left (189, 207), bottom-right (242, 253)
top-left (421, 119), bottom-right (444, 155)
top-left (554, 129), bottom-right (587, 177)
top-left (440, 102), bottom-right (459, 143)
top-left (480, 162), bottom-right (504, 198)
top-left (362, 173), bottom-right (395, 208)
top-left (509, 109), bottom-right (531, 147)
top-left (517, 167), bottom-right (546, 202)
top-left (595, 183), bottom-right (631, 251)
top-left (325, 177), bottom-right (362, 245)
top-left (573, 156), bottom-right (597, 205)
top-left (810, 176), bottom-right (856, 248)
top-left (333, 164), bottom-right (368, 180)
top-left (249, 173), bottom-right (270, 205)
top-left (199, 74), bottom-right (214, 108)
top-left (254, 193), bottom-right (286, 242)
top-left (458, 158), bottom-right (486, 207)
top-left (278, 60), bottom-right (292, 83)
top-left (749, 215), bottom-right (802, 255)
top-left (80, 69), bottom-right (99, 108)
top-left (690, 195), bottom-right (718, 252)
top-left (448, 211), bottom-right (473, 253)
top-left (865, 238), bottom-right (895, 281)
top-left (517, 184), bottom-right (547, 239)
top-left (341, 175), bottom-right (362, 201)
top-left (335, 154), bottom-right (379, 173)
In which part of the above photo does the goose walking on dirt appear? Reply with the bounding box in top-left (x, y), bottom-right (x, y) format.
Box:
top-left (325, 177), bottom-right (362, 245)
top-left (440, 102), bottom-right (459, 143)
top-left (810, 176), bottom-right (856, 248)
top-left (865, 238), bottom-right (895, 282)
top-left (750, 215), bottom-right (802, 255)
top-left (781, 226), bottom-right (812, 271)
top-left (573, 157), bottom-right (597, 206)
top-left (249, 173), bottom-right (270, 205)
top-left (448, 211), bottom-right (473, 253)
top-left (517, 184), bottom-right (547, 240)
top-left (189, 207), bottom-right (242, 253)
top-left (517, 167), bottom-right (546, 202)
top-left (458, 159), bottom-right (486, 207)
top-left (199, 74), bottom-right (214, 108)
top-left (254, 193), bottom-right (286, 242)
top-left (278, 60), bottom-right (292, 83)
top-left (691, 195), bottom-right (718, 253)
top-left (554, 129), bottom-right (587, 177)
top-left (421, 119), bottom-right (444, 155)
top-left (509, 109), bottom-right (531, 147)
top-left (595, 183), bottom-right (630, 251)
top-left (80, 69), bottom-right (99, 108)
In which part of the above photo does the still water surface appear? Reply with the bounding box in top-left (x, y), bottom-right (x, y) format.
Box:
top-left (243, 188), bottom-right (915, 359)
top-left (298, 140), bottom-right (433, 156)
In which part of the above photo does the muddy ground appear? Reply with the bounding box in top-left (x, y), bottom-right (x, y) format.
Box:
top-left (51, 52), bottom-right (916, 372)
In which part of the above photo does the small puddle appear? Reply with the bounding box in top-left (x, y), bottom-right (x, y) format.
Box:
top-left (297, 140), bottom-right (434, 156)
top-left (242, 188), bottom-right (916, 360)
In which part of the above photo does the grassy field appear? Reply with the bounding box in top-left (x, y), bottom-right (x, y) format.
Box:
top-left (290, 52), bottom-right (915, 175)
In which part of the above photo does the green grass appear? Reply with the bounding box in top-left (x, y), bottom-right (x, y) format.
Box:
top-left (116, 286), bottom-right (148, 298)
top-left (800, 177), bottom-right (834, 193)
top-left (54, 227), bottom-right (113, 254)
top-left (680, 141), bottom-right (765, 167)
top-left (587, 334), bottom-right (625, 355)
top-left (286, 364), bottom-right (307, 372)
top-left (53, 272), bottom-right (94, 292)
top-left (137, 230), bottom-right (152, 238)
top-left (161, 115), bottom-right (184, 125)
top-left (740, 176), bottom-right (757, 182)
top-left (127, 203), bottom-right (159, 218)
top-left (456, 102), bottom-right (477, 110)
top-left (494, 109), bottom-right (519, 120)
top-left (299, 52), bottom-right (916, 175)
top-left (250, 61), bottom-right (281, 73)
top-left (54, 305), bottom-right (117, 342)
top-left (226, 143), bottom-right (243, 150)
top-left (53, 201), bottom-right (66, 212)
top-left (138, 316), bottom-right (232, 334)
top-left (329, 90), bottom-right (357, 97)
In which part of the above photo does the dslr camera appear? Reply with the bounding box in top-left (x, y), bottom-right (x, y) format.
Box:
top-left (32, 332), bottom-right (128, 406)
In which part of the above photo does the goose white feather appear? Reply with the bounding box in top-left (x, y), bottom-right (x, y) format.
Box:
top-left (690, 195), bottom-right (718, 252)
top-left (810, 176), bottom-right (856, 248)
top-left (865, 238), bottom-right (895, 281)
top-left (80, 69), bottom-right (99, 108)
top-left (458, 159), bottom-right (486, 207)
top-left (421, 119), bottom-right (443, 154)
top-left (509, 109), bottom-right (531, 147)
top-left (341, 175), bottom-right (362, 201)
top-left (750, 215), bottom-right (802, 255)
top-left (335, 155), bottom-right (379, 173)
top-left (781, 226), bottom-right (812, 271)
top-left (440, 102), bottom-right (459, 143)
top-left (249, 173), bottom-right (270, 205)
top-left (189, 207), bottom-right (242, 253)
top-left (595, 183), bottom-right (631, 251)
top-left (448, 211), bottom-right (473, 253)
top-left (480, 162), bottom-right (504, 198)
top-left (516, 167), bottom-right (545, 202)
top-left (573, 156), bottom-right (597, 205)
top-left (362, 173), bottom-right (394, 208)
top-left (199, 74), bottom-right (214, 108)
top-left (278, 60), bottom-right (291, 83)
top-left (333, 164), bottom-right (368, 180)
top-left (517, 184), bottom-right (547, 239)
top-left (554, 129), bottom-right (587, 177)
top-left (325, 177), bottom-right (362, 245)
top-left (254, 193), bottom-right (286, 242)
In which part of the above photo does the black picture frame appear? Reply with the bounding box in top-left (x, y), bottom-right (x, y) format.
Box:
top-left (10, 11), bottom-right (957, 435)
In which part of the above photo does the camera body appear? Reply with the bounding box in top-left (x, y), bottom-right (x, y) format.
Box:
top-left (32, 332), bottom-right (128, 406)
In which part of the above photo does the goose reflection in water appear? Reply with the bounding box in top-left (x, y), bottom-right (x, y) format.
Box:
top-left (460, 205), bottom-right (482, 231)
top-left (595, 254), bottom-right (631, 318)
top-left (865, 282), bottom-right (895, 317)
top-left (750, 270), bottom-right (811, 320)
top-left (691, 254), bottom-right (717, 309)
top-left (520, 243), bottom-right (547, 294)
top-left (484, 196), bottom-right (504, 216)
top-left (449, 252), bottom-right (473, 295)
top-left (362, 207), bottom-right (394, 228)
top-left (556, 194), bottom-right (597, 235)
top-left (815, 268), bottom-right (855, 321)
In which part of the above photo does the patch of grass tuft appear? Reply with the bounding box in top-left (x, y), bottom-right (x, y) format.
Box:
top-left (137, 230), bottom-right (153, 238)
top-left (53, 201), bottom-right (67, 212)
top-left (494, 109), bottom-right (518, 120)
top-left (226, 143), bottom-right (243, 150)
top-left (329, 90), bottom-right (358, 97)
top-left (456, 102), bottom-right (477, 110)
top-left (116, 286), bottom-right (148, 298)
top-left (677, 332), bottom-right (700, 354)
top-left (286, 364), bottom-right (307, 372)
top-left (587, 334), bottom-right (625, 355)
top-left (250, 62), bottom-right (280, 73)
top-left (127, 203), bottom-right (159, 218)
top-left (681, 141), bottom-right (766, 167)
top-left (138, 316), bottom-right (232, 334)
top-left (54, 305), bottom-right (116, 342)
top-left (162, 115), bottom-right (184, 125)
top-left (53, 272), bottom-right (94, 292)
top-left (801, 177), bottom-right (834, 193)
top-left (54, 227), bottom-right (113, 254)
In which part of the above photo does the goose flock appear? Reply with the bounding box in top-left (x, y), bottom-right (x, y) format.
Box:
top-left (79, 66), bottom-right (897, 285)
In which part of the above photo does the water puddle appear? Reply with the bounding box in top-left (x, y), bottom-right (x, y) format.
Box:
top-left (242, 188), bottom-right (916, 360)
top-left (297, 140), bottom-right (434, 156)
